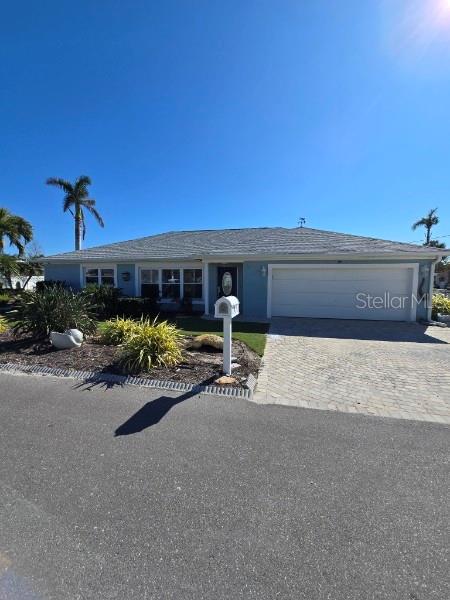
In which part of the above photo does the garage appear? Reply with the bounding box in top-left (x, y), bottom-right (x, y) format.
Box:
top-left (268, 264), bottom-right (418, 321)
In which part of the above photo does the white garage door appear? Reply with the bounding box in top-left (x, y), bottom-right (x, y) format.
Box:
top-left (269, 265), bottom-right (417, 321)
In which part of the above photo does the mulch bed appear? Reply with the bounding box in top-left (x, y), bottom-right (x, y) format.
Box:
top-left (0, 331), bottom-right (260, 388)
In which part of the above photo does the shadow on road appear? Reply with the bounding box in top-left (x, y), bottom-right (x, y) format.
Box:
top-left (114, 384), bottom-right (207, 436)
top-left (269, 317), bottom-right (449, 344)
top-left (73, 375), bottom-right (125, 391)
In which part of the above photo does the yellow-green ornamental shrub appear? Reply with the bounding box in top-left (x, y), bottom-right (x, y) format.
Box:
top-left (120, 318), bottom-right (183, 373)
top-left (0, 316), bottom-right (9, 333)
top-left (100, 317), bottom-right (140, 345)
top-left (432, 293), bottom-right (450, 319)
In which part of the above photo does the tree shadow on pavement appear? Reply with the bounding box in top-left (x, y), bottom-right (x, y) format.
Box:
top-left (73, 375), bottom-right (125, 391)
top-left (269, 317), bottom-right (449, 344)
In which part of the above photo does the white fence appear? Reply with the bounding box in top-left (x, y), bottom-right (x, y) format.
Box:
top-left (0, 276), bottom-right (44, 291)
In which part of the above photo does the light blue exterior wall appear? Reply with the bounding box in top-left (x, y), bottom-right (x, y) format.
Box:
top-left (116, 264), bottom-right (135, 296)
top-left (45, 258), bottom-right (436, 321)
top-left (44, 264), bottom-right (81, 290)
top-left (208, 263), bottom-right (217, 313)
top-left (243, 262), bottom-right (267, 318)
top-left (243, 258), bottom-right (436, 321)
top-left (208, 263), bottom-right (243, 314)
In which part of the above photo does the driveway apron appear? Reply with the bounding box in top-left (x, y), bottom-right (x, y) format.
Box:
top-left (254, 318), bottom-right (450, 423)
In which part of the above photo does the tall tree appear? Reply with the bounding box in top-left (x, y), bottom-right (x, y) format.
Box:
top-left (412, 208), bottom-right (439, 246)
top-left (427, 239), bottom-right (446, 249)
top-left (46, 175), bottom-right (104, 250)
top-left (0, 208), bottom-right (33, 256)
top-left (0, 254), bottom-right (20, 288)
top-left (16, 243), bottom-right (44, 290)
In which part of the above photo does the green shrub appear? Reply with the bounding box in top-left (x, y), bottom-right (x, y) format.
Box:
top-left (100, 317), bottom-right (140, 345)
top-left (117, 297), bottom-right (158, 318)
top-left (0, 316), bottom-right (9, 333)
top-left (119, 317), bottom-right (183, 373)
top-left (81, 284), bottom-right (121, 319)
top-left (0, 293), bottom-right (11, 306)
top-left (432, 293), bottom-right (450, 319)
top-left (13, 287), bottom-right (97, 338)
top-left (35, 280), bottom-right (67, 291)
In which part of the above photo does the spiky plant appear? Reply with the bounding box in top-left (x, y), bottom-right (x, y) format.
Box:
top-left (100, 317), bottom-right (141, 345)
top-left (119, 317), bottom-right (183, 373)
top-left (0, 315), bottom-right (9, 334)
top-left (13, 287), bottom-right (97, 339)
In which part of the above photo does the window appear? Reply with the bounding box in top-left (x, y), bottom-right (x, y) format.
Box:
top-left (141, 269), bottom-right (159, 299)
top-left (84, 267), bottom-right (115, 287)
top-left (85, 268), bottom-right (99, 285)
top-left (183, 269), bottom-right (203, 299)
top-left (137, 266), bottom-right (204, 302)
top-left (100, 269), bottom-right (115, 286)
top-left (162, 269), bottom-right (180, 299)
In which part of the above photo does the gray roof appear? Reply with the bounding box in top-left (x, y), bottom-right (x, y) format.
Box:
top-left (44, 227), bottom-right (445, 262)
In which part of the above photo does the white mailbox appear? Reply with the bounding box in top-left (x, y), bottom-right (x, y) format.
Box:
top-left (214, 295), bottom-right (240, 375)
top-left (214, 295), bottom-right (240, 319)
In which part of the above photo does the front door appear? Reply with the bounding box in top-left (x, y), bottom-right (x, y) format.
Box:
top-left (217, 266), bottom-right (238, 297)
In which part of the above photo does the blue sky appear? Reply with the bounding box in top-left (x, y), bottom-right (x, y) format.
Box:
top-left (1, 0), bottom-right (450, 255)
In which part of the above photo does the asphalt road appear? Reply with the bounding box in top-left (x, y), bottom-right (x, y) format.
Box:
top-left (0, 373), bottom-right (448, 600)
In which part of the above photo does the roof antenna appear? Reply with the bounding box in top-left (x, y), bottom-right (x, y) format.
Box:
top-left (298, 217), bottom-right (306, 228)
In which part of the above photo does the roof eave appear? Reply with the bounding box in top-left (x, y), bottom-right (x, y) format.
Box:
top-left (203, 251), bottom-right (446, 261)
top-left (43, 249), bottom-right (447, 264)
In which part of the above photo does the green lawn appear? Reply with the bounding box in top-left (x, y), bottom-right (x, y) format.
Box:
top-left (175, 316), bottom-right (268, 356)
top-left (97, 316), bottom-right (268, 356)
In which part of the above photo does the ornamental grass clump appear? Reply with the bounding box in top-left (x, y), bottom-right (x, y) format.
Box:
top-left (100, 317), bottom-right (141, 345)
top-left (432, 293), bottom-right (450, 319)
top-left (81, 284), bottom-right (121, 319)
top-left (13, 287), bottom-right (97, 338)
top-left (0, 315), bottom-right (9, 333)
top-left (119, 317), bottom-right (183, 373)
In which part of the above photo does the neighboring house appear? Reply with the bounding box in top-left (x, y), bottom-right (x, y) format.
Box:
top-left (43, 227), bottom-right (446, 322)
top-left (434, 269), bottom-right (450, 290)
top-left (0, 275), bottom-right (44, 290)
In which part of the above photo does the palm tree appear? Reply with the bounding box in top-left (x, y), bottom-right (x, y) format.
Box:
top-left (412, 208), bottom-right (439, 246)
top-left (0, 254), bottom-right (21, 288)
top-left (427, 239), bottom-right (446, 249)
top-left (0, 208), bottom-right (33, 256)
top-left (46, 175), bottom-right (104, 250)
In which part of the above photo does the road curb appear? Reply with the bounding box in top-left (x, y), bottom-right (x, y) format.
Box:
top-left (0, 362), bottom-right (253, 399)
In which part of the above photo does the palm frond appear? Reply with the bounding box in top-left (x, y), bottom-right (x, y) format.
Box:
top-left (46, 174), bottom-right (103, 249)
top-left (77, 175), bottom-right (92, 187)
top-left (74, 175), bottom-right (92, 199)
top-left (0, 253), bottom-right (21, 277)
top-left (85, 204), bottom-right (104, 227)
top-left (10, 216), bottom-right (33, 243)
top-left (46, 177), bottom-right (73, 194)
top-left (63, 196), bottom-right (75, 213)
top-left (412, 218), bottom-right (426, 231)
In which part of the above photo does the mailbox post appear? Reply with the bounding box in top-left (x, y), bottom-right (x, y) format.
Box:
top-left (214, 296), bottom-right (240, 375)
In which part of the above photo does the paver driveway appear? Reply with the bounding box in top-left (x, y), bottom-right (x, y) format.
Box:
top-left (254, 318), bottom-right (450, 423)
